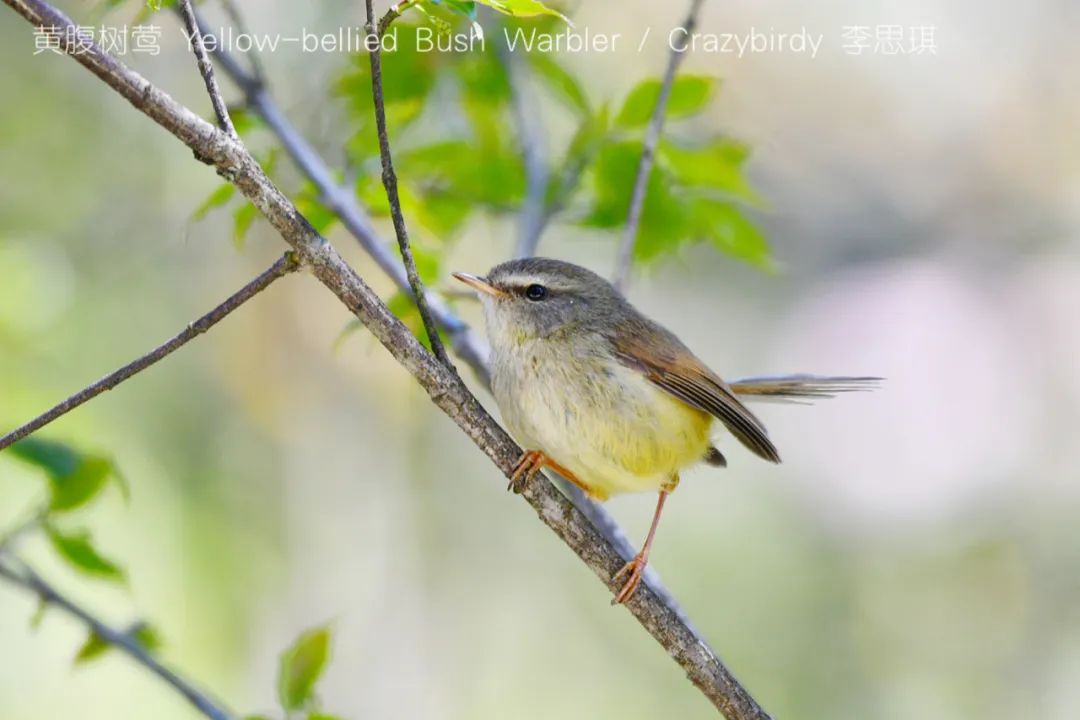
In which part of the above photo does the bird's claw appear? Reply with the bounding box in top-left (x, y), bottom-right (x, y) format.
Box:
top-left (509, 450), bottom-right (544, 493)
top-left (612, 553), bottom-right (648, 605)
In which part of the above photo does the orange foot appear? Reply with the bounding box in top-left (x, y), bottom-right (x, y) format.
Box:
top-left (612, 553), bottom-right (648, 605)
top-left (509, 449), bottom-right (597, 497)
top-left (509, 450), bottom-right (548, 493)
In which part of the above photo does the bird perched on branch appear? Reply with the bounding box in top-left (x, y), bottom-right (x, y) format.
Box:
top-left (454, 258), bottom-right (878, 604)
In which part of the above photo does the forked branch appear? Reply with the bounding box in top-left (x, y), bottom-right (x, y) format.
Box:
top-left (363, 0), bottom-right (453, 367)
top-left (1, 1), bottom-right (770, 716)
top-left (191, 8), bottom-right (692, 627)
top-left (177, 0), bottom-right (237, 139)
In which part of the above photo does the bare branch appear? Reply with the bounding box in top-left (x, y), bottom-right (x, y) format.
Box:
top-left (2, 2), bottom-right (771, 715)
top-left (0, 253), bottom-right (299, 451)
top-left (195, 13), bottom-right (693, 626)
top-left (487, 18), bottom-right (692, 624)
top-left (191, 12), bottom-right (490, 383)
top-left (0, 557), bottom-right (234, 720)
top-left (177, 0), bottom-right (237, 139)
top-left (364, 0), bottom-right (452, 367)
top-left (612, 0), bottom-right (704, 291)
top-left (376, 0), bottom-right (418, 37)
top-left (496, 38), bottom-right (549, 258)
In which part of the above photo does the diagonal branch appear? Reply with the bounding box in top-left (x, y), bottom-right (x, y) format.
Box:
top-left (612, 0), bottom-right (704, 291)
top-left (364, 0), bottom-right (452, 368)
top-left (190, 15), bottom-right (491, 381)
top-left (192, 11), bottom-right (695, 624)
top-left (2, 1), bottom-right (771, 716)
top-left (0, 253), bottom-right (300, 451)
top-left (177, 0), bottom-right (237, 139)
top-left (0, 556), bottom-right (234, 720)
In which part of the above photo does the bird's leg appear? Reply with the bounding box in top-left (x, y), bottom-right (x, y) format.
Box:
top-left (509, 450), bottom-right (596, 497)
top-left (612, 479), bottom-right (675, 605)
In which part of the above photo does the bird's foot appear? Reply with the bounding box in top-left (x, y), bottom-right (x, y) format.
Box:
top-left (612, 552), bottom-right (649, 605)
top-left (509, 450), bottom-right (546, 493)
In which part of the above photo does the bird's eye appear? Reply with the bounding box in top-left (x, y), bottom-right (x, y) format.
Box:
top-left (524, 284), bottom-right (547, 301)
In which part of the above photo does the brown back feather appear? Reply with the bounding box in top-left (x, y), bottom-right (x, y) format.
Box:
top-left (609, 319), bottom-right (781, 464)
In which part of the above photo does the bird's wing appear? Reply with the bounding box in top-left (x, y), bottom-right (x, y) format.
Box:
top-left (730, 375), bottom-right (882, 404)
top-left (609, 324), bottom-right (781, 464)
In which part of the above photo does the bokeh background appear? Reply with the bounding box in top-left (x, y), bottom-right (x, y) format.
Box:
top-left (2, 0), bottom-right (1079, 719)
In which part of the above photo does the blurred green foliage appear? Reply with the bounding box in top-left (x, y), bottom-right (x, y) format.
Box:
top-left (75, 622), bottom-right (162, 664)
top-left (4, 434), bottom-right (338, 719)
top-left (195, 3), bottom-right (769, 341)
top-left (11, 0), bottom-right (767, 713)
top-left (277, 624), bottom-right (333, 714)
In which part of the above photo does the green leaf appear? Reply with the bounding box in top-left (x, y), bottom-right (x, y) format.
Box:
top-left (335, 33), bottom-right (438, 136)
top-left (411, 244), bottom-right (441, 284)
top-left (438, 0), bottom-right (477, 19)
top-left (413, 2), bottom-right (455, 37)
top-left (581, 140), bottom-right (688, 233)
top-left (615, 75), bottom-right (716, 129)
top-left (131, 622), bottom-right (163, 653)
top-left (307, 714), bottom-right (344, 720)
top-left (233, 202), bottom-right (258, 249)
top-left (74, 622), bottom-right (161, 665)
top-left (74, 630), bottom-right (110, 664)
top-left (690, 197), bottom-right (771, 268)
top-left (660, 138), bottom-right (759, 203)
top-left (49, 456), bottom-right (113, 513)
top-left (9, 437), bottom-right (79, 477)
top-left (45, 525), bottom-right (126, 583)
top-left (528, 53), bottom-right (588, 116)
top-left (399, 140), bottom-right (525, 210)
top-left (476, 0), bottom-right (568, 21)
top-left (278, 625), bottom-right (332, 712)
top-left (456, 50), bottom-right (511, 106)
top-left (579, 139), bottom-right (699, 264)
top-left (229, 107), bottom-right (264, 137)
top-left (411, 191), bottom-right (472, 237)
top-left (193, 183), bottom-right (235, 221)
top-left (9, 438), bottom-right (120, 513)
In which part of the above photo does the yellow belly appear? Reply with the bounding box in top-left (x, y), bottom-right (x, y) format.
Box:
top-left (493, 346), bottom-right (713, 500)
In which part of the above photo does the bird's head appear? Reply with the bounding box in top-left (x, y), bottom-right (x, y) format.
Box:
top-left (452, 258), bottom-right (625, 343)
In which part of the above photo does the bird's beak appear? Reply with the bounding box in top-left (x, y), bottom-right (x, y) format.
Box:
top-left (452, 272), bottom-right (506, 298)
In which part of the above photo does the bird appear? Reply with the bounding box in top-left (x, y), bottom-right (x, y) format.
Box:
top-left (453, 257), bottom-right (878, 604)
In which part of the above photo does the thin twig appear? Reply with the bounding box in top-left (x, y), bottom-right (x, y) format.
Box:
top-left (0, 253), bottom-right (299, 451)
top-left (364, 0), bottom-right (452, 368)
top-left (0, 558), bottom-right (234, 720)
top-left (195, 13), bottom-right (691, 621)
top-left (612, 0), bottom-right (704, 291)
top-left (1, 2), bottom-right (771, 715)
top-left (495, 36), bottom-right (549, 258)
top-left (177, 0), bottom-right (238, 139)
top-left (488, 16), bottom-right (689, 622)
top-left (376, 0), bottom-right (417, 37)
top-left (190, 8), bottom-right (490, 381)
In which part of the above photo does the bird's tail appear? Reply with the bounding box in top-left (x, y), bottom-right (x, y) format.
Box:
top-left (729, 374), bottom-right (882, 404)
